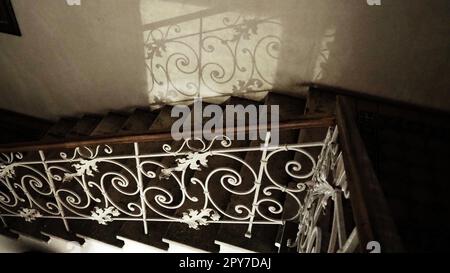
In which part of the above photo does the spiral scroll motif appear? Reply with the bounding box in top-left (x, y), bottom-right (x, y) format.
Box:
top-left (0, 128), bottom-right (347, 248)
top-left (0, 138), bottom-right (314, 226)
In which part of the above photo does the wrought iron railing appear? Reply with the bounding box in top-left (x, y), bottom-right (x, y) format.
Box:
top-left (287, 126), bottom-right (358, 253)
top-left (0, 117), bottom-right (363, 252)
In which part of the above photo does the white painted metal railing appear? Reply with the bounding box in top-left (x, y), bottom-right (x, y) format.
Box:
top-left (0, 126), bottom-right (357, 252)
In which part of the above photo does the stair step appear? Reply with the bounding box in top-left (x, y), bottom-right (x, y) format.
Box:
top-left (66, 115), bottom-right (102, 139)
top-left (109, 108), bottom-right (162, 248)
top-left (62, 112), bottom-right (135, 248)
top-left (214, 139), bottom-right (282, 253)
top-left (163, 97), bottom-right (260, 252)
top-left (62, 195), bottom-right (125, 247)
top-left (36, 110), bottom-right (159, 247)
top-left (117, 103), bottom-right (214, 249)
top-left (116, 106), bottom-right (177, 250)
top-left (75, 109), bottom-right (165, 249)
top-left (163, 141), bottom-right (250, 252)
top-left (0, 109), bottom-right (53, 144)
top-left (90, 112), bottom-right (128, 136)
top-left (116, 142), bottom-right (187, 251)
top-left (41, 221), bottom-right (85, 245)
top-left (3, 218), bottom-right (50, 243)
top-left (215, 93), bottom-right (306, 252)
top-left (119, 108), bottom-right (158, 133)
top-left (39, 113), bottom-right (126, 246)
top-left (0, 226), bottom-right (19, 239)
top-left (1, 154), bottom-right (58, 242)
top-left (147, 106), bottom-right (178, 132)
top-left (42, 118), bottom-right (78, 141)
top-left (35, 115), bottom-right (103, 244)
top-left (117, 102), bottom-right (223, 250)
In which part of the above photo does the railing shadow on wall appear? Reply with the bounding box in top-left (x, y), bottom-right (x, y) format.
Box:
top-left (138, 0), bottom-right (345, 108)
top-left (141, 5), bottom-right (282, 106)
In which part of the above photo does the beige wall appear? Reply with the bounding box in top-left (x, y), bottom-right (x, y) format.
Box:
top-left (0, 0), bottom-right (449, 120)
top-left (0, 0), bottom-right (148, 120)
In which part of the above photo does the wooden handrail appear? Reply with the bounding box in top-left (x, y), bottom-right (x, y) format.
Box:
top-left (0, 115), bottom-right (335, 153)
top-left (336, 96), bottom-right (403, 252)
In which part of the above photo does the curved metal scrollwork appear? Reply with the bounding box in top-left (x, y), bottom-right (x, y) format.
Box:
top-left (0, 128), bottom-right (354, 251)
top-left (287, 127), bottom-right (357, 253)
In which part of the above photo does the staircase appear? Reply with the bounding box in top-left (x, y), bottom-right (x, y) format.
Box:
top-left (0, 91), bottom-right (368, 253)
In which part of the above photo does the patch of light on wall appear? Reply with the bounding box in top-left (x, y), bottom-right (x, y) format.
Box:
top-left (140, 0), bottom-right (282, 105)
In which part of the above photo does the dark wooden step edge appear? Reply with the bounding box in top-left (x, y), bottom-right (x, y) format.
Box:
top-left (0, 109), bottom-right (53, 135)
top-left (0, 225), bottom-right (19, 239)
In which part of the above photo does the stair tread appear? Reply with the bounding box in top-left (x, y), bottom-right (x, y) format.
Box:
top-left (35, 115), bottom-right (106, 244)
top-left (119, 108), bottom-right (158, 133)
top-left (215, 93), bottom-right (306, 252)
top-left (41, 221), bottom-right (85, 245)
top-left (90, 112), bottom-right (128, 136)
top-left (62, 111), bottom-right (151, 248)
top-left (3, 218), bottom-right (50, 242)
top-left (0, 154), bottom-right (58, 243)
top-left (214, 139), bottom-right (280, 253)
top-left (66, 115), bottom-right (102, 139)
top-left (116, 145), bottom-right (184, 251)
top-left (117, 104), bottom-right (213, 249)
top-left (42, 118), bottom-right (78, 141)
top-left (0, 109), bottom-right (53, 144)
top-left (163, 97), bottom-right (260, 252)
top-left (39, 111), bottom-right (132, 246)
top-left (164, 139), bottom-right (250, 252)
top-left (115, 106), bottom-right (178, 250)
top-left (0, 226), bottom-right (19, 239)
top-left (38, 112), bottom-right (126, 246)
top-left (147, 106), bottom-right (178, 132)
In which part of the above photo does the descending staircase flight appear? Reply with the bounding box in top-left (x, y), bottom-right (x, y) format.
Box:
top-left (9, 88), bottom-right (428, 253)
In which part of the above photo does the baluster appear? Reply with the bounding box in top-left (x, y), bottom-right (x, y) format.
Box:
top-left (245, 132), bottom-right (271, 238)
top-left (38, 150), bottom-right (69, 232)
top-left (134, 142), bottom-right (148, 235)
top-left (327, 190), bottom-right (347, 252)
